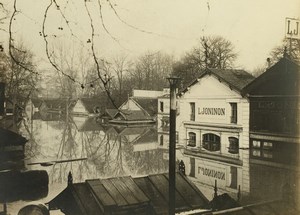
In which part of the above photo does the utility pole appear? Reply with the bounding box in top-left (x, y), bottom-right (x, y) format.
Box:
top-left (167, 77), bottom-right (180, 215)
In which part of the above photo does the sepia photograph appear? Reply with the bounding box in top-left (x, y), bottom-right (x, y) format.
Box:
top-left (0, 0), bottom-right (299, 214)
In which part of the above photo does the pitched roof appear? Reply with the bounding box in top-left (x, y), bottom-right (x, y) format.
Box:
top-left (131, 98), bottom-right (158, 116)
top-left (48, 172), bottom-right (209, 214)
top-left (243, 56), bottom-right (300, 96)
top-left (78, 98), bottom-right (102, 113)
top-left (115, 110), bottom-right (153, 121)
top-left (180, 68), bottom-right (255, 95)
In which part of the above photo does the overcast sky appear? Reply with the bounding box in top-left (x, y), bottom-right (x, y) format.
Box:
top-left (2, 0), bottom-right (300, 72)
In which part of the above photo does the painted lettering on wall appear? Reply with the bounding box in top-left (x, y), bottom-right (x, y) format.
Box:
top-left (198, 107), bottom-right (225, 115)
top-left (198, 167), bottom-right (225, 180)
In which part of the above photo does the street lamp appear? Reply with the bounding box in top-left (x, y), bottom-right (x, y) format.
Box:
top-left (167, 76), bottom-right (181, 215)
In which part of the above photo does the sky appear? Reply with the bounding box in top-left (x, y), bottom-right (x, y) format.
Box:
top-left (1, 0), bottom-right (300, 72)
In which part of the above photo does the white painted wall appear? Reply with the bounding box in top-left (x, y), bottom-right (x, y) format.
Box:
top-left (176, 74), bottom-right (250, 194)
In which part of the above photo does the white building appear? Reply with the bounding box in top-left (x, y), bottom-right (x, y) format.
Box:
top-left (177, 68), bottom-right (255, 196)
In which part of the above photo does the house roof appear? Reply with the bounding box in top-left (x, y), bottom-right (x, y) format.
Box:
top-left (48, 172), bottom-right (209, 215)
top-left (78, 98), bottom-right (102, 114)
top-left (180, 68), bottom-right (255, 95)
top-left (115, 110), bottom-right (153, 121)
top-left (131, 97), bottom-right (158, 116)
top-left (243, 56), bottom-right (300, 96)
top-left (41, 98), bottom-right (66, 108)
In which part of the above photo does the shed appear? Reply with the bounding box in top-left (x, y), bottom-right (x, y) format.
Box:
top-left (48, 172), bottom-right (209, 215)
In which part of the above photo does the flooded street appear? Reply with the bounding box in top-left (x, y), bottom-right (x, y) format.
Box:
top-left (3, 112), bottom-right (300, 214)
top-left (7, 114), bottom-right (169, 214)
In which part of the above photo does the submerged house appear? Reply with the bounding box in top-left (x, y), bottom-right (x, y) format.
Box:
top-left (72, 98), bottom-right (102, 116)
top-left (39, 98), bottom-right (68, 113)
top-left (48, 172), bottom-right (209, 215)
top-left (110, 97), bottom-right (157, 124)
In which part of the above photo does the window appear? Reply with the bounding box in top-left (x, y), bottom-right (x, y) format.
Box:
top-left (250, 140), bottom-right (273, 159)
top-left (252, 140), bottom-right (261, 148)
top-left (228, 137), bottom-right (239, 154)
top-left (188, 132), bottom-right (196, 147)
top-left (263, 141), bottom-right (273, 150)
top-left (160, 101), bottom-right (164, 112)
top-left (190, 157), bottom-right (195, 177)
top-left (160, 135), bottom-right (164, 146)
top-left (190, 102), bottom-right (195, 121)
top-left (230, 103), bottom-right (237, 124)
top-left (202, 133), bottom-right (220, 151)
top-left (229, 166), bottom-right (238, 189)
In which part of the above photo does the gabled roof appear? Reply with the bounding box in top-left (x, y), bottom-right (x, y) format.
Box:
top-left (180, 68), bottom-right (255, 95)
top-left (131, 97), bottom-right (158, 116)
top-left (243, 56), bottom-right (300, 96)
top-left (48, 172), bottom-right (209, 214)
top-left (78, 98), bottom-right (102, 113)
top-left (115, 109), bottom-right (153, 121)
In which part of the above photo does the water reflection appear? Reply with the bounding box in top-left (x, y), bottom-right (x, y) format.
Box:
top-left (2, 111), bottom-right (299, 214)
top-left (22, 112), bottom-right (169, 192)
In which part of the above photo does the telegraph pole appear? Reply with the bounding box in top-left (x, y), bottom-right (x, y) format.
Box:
top-left (167, 77), bottom-right (180, 215)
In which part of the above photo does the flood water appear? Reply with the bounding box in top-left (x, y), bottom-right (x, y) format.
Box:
top-left (2, 112), bottom-right (300, 214)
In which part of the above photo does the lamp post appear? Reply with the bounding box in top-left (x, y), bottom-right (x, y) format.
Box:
top-left (167, 76), bottom-right (181, 215)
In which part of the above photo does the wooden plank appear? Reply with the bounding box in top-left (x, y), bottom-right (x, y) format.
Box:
top-left (110, 178), bottom-right (139, 205)
top-left (121, 176), bottom-right (149, 203)
top-left (179, 173), bottom-right (210, 205)
top-left (74, 183), bottom-right (103, 215)
top-left (149, 174), bottom-right (190, 210)
top-left (70, 184), bottom-right (89, 215)
top-left (87, 179), bottom-right (116, 207)
top-left (148, 174), bottom-right (170, 202)
top-left (171, 173), bottom-right (208, 208)
top-left (102, 178), bottom-right (128, 206)
top-left (134, 177), bottom-right (168, 215)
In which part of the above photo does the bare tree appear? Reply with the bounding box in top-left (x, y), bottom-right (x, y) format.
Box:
top-left (270, 38), bottom-right (300, 64)
top-left (129, 51), bottom-right (174, 91)
top-left (4, 0), bottom-right (158, 108)
top-left (173, 35), bottom-right (237, 86)
top-left (0, 42), bottom-right (37, 113)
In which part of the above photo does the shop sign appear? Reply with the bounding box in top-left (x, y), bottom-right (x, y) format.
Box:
top-left (286, 18), bottom-right (300, 39)
top-left (198, 107), bottom-right (226, 116)
top-left (198, 166), bottom-right (226, 180)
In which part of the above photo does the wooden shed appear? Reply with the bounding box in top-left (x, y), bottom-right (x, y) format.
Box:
top-left (48, 172), bottom-right (209, 215)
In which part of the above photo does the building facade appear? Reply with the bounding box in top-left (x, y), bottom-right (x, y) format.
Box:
top-left (177, 68), bottom-right (255, 196)
top-left (243, 56), bottom-right (300, 205)
top-left (244, 56), bottom-right (299, 166)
